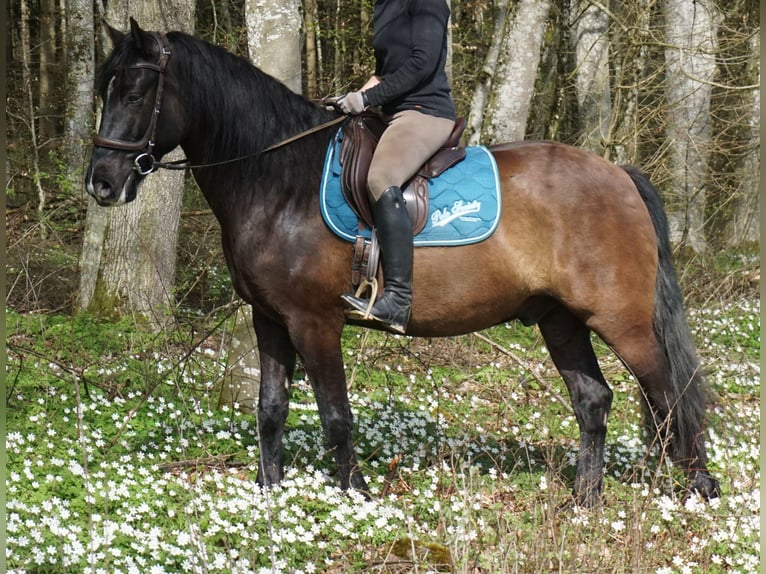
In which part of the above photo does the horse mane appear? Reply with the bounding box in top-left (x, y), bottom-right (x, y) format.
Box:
top-left (99, 30), bottom-right (338, 212)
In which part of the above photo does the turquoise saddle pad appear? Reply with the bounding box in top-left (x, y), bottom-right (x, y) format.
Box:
top-left (319, 129), bottom-right (502, 246)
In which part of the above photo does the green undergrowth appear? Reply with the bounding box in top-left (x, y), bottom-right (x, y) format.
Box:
top-left (5, 296), bottom-right (760, 573)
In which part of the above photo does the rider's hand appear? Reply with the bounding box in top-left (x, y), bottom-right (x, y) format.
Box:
top-left (337, 91), bottom-right (368, 115)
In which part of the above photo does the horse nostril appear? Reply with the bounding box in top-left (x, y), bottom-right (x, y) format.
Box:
top-left (95, 181), bottom-right (112, 200)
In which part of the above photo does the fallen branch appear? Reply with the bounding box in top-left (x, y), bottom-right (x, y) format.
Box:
top-left (471, 332), bottom-right (573, 414)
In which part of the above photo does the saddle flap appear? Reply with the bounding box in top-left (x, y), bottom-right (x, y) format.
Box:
top-left (419, 117), bottom-right (467, 178)
top-left (402, 175), bottom-right (429, 235)
top-left (338, 114), bottom-right (468, 234)
top-left (339, 114), bottom-right (387, 228)
top-left (419, 147), bottom-right (467, 179)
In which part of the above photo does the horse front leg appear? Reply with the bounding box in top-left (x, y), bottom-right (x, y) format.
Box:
top-left (292, 325), bottom-right (369, 494)
top-left (252, 313), bottom-right (296, 487)
top-left (539, 306), bottom-right (613, 507)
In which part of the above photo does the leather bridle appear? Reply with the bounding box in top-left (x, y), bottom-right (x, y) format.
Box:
top-left (91, 32), bottom-right (172, 175)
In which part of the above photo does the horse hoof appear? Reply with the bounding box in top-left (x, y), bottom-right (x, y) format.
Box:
top-left (687, 472), bottom-right (721, 501)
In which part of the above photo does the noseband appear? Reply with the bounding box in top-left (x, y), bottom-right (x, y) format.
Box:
top-left (92, 32), bottom-right (171, 175)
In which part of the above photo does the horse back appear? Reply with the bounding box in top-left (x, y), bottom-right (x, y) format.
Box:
top-left (408, 140), bottom-right (659, 336)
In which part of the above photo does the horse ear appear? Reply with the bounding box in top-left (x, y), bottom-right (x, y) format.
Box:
top-left (102, 18), bottom-right (125, 47)
top-left (129, 17), bottom-right (155, 57)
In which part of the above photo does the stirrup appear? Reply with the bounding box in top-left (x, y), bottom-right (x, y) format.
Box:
top-left (347, 278), bottom-right (378, 318)
top-left (341, 277), bottom-right (378, 319)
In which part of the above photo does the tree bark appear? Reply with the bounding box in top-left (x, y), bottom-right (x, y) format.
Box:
top-left (218, 304), bottom-right (261, 412)
top-left (245, 0), bottom-right (302, 93)
top-left (569, 0), bottom-right (611, 153)
top-left (483, 0), bottom-right (553, 144)
top-left (608, 0), bottom-right (653, 165)
top-left (725, 27), bottom-right (760, 247)
top-left (63, 0), bottom-right (95, 193)
top-left (304, 0), bottom-right (320, 97)
top-left (77, 0), bottom-right (195, 327)
top-left (38, 0), bottom-right (59, 146)
top-left (19, 0), bottom-right (48, 224)
top-left (662, 0), bottom-right (719, 253)
top-left (466, 0), bottom-right (508, 146)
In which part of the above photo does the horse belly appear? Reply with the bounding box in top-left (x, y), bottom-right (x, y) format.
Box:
top-left (407, 240), bottom-right (536, 337)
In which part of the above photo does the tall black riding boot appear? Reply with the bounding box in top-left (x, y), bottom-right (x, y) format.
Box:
top-left (342, 186), bottom-right (413, 334)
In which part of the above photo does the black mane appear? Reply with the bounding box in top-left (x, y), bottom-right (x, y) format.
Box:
top-left (100, 30), bottom-right (339, 212)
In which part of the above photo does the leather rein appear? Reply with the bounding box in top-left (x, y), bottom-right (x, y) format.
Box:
top-left (92, 31), bottom-right (345, 175)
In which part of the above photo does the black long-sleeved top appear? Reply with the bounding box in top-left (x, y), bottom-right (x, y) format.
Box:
top-left (364, 0), bottom-right (456, 120)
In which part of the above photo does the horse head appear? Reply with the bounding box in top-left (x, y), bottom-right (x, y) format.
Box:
top-left (86, 18), bottom-right (185, 206)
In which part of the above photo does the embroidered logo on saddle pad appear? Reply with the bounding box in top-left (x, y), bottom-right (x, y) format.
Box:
top-left (320, 129), bottom-right (502, 246)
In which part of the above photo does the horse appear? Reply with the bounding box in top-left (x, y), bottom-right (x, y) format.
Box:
top-left (85, 19), bottom-right (720, 507)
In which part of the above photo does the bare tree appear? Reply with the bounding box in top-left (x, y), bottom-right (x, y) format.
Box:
top-left (245, 0), bottom-right (302, 93)
top-left (304, 0), bottom-right (320, 96)
top-left (662, 0), bottom-right (719, 253)
top-left (607, 0), bottom-right (654, 166)
top-left (727, 29), bottom-right (760, 246)
top-left (483, 0), bottom-right (553, 144)
top-left (569, 0), bottom-right (611, 153)
top-left (63, 0), bottom-right (95, 192)
top-left (38, 0), bottom-right (59, 146)
top-left (466, 0), bottom-right (509, 146)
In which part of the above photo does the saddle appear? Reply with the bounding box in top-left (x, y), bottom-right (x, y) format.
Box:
top-left (339, 112), bottom-right (467, 234)
top-left (338, 112), bottom-right (467, 292)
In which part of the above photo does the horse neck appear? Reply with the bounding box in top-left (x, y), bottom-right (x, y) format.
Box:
top-left (171, 35), bottom-right (334, 220)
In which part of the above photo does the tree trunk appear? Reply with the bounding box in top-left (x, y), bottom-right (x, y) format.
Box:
top-left (608, 0), bottom-right (653, 166)
top-left (466, 0), bottom-right (509, 146)
top-left (77, 1), bottom-right (195, 328)
top-left (725, 26), bottom-right (760, 247)
top-left (63, 0), bottom-right (94, 193)
top-left (569, 0), bottom-right (611, 153)
top-left (19, 0), bottom-right (48, 224)
top-left (221, 0), bottom-right (303, 411)
top-left (218, 304), bottom-right (261, 412)
top-left (304, 0), bottom-right (320, 97)
top-left (245, 0), bottom-right (302, 93)
top-left (662, 0), bottom-right (719, 253)
top-left (483, 0), bottom-right (553, 144)
top-left (38, 0), bottom-right (59, 146)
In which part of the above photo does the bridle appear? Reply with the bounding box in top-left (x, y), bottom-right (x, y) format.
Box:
top-left (92, 32), bottom-right (172, 175)
top-left (91, 31), bottom-right (345, 175)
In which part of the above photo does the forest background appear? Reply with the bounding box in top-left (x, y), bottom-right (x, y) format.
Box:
top-left (5, 0), bottom-right (760, 321)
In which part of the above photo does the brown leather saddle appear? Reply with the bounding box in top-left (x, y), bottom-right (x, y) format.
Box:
top-left (339, 112), bottom-right (467, 234)
top-left (338, 112), bottom-right (467, 290)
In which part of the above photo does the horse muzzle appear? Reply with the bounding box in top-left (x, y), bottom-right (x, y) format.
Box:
top-left (85, 161), bottom-right (138, 206)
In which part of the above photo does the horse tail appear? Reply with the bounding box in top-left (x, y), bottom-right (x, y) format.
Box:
top-left (621, 166), bottom-right (711, 463)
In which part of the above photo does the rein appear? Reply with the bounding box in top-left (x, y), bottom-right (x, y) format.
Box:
top-left (152, 115), bottom-right (346, 172)
top-left (92, 31), bottom-right (346, 174)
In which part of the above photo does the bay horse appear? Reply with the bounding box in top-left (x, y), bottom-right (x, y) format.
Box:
top-left (85, 19), bottom-right (719, 507)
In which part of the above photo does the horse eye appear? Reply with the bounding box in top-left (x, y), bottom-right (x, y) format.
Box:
top-left (127, 93), bottom-right (143, 105)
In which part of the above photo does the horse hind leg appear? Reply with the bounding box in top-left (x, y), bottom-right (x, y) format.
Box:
top-left (604, 324), bottom-right (720, 500)
top-left (538, 306), bottom-right (613, 507)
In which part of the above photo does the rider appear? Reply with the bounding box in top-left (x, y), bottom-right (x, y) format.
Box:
top-left (337, 0), bottom-right (456, 334)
